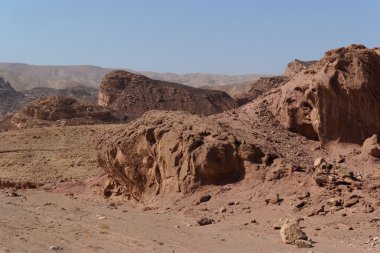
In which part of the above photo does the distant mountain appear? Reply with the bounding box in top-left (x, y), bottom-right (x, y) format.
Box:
top-left (0, 63), bottom-right (110, 91)
top-left (0, 62), bottom-right (265, 91)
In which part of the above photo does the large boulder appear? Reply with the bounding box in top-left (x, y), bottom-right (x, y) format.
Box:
top-left (98, 70), bottom-right (238, 120)
top-left (95, 111), bottom-right (266, 202)
top-left (361, 134), bottom-right (380, 159)
top-left (11, 96), bottom-right (120, 128)
top-left (280, 221), bottom-right (311, 248)
top-left (270, 44), bottom-right (380, 145)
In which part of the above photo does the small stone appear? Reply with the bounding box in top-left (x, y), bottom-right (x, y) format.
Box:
top-left (10, 191), bottom-right (20, 197)
top-left (199, 194), bottom-right (212, 203)
top-left (96, 215), bottom-right (106, 220)
top-left (348, 226), bottom-right (353, 230)
top-left (344, 198), bottom-right (359, 208)
top-left (327, 198), bottom-right (343, 207)
top-left (314, 157), bottom-right (326, 167)
top-left (363, 203), bottom-right (375, 213)
top-left (308, 205), bottom-right (325, 216)
top-left (265, 193), bottom-right (282, 205)
top-left (295, 200), bottom-right (306, 209)
top-left (49, 245), bottom-right (64, 251)
top-left (197, 217), bottom-right (214, 226)
top-left (219, 206), bottom-right (227, 213)
top-left (280, 221), bottom-right (309, 245)
top-left (294, 239), bottom-right (313, 248)
top-left (251, 219), bottom-right (257, 224)
top-left (298, 191), bottom-right (310, 200)
top-left (227, 201), bottom-right (235, 206)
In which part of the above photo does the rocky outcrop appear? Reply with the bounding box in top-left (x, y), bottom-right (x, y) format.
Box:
top-left (284, 59), bottom-right (317, 78)
top-left (0, 77), bottom-right (25, 119)
top-left (269, 44), bottom-right (380, 144)
top-left (361, 135), bottom-right (380, 159)
top-left (11, 96), bottom-right (121, 128)
top-left (98, 70), bottom-right (238, 119)
top-left (95, 111), bottom-right (266, 202)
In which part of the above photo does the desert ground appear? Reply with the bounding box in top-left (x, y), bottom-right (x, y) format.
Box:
top-left (0, 123), bottom-right (378, 253)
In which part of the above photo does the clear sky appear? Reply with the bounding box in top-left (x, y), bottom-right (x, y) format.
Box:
top-left (1, 0), bottom-right (379, 75)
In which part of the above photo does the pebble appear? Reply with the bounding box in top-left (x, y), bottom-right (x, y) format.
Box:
top-left (49, 245), bottom-right (64, 250)
top-left (197, 217), bottom-right (214, 226)
top-left (199, 194), bottom-right (212, 203)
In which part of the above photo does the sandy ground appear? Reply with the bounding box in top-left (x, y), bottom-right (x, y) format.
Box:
top-left (0, 188), bottom-right (378, 253)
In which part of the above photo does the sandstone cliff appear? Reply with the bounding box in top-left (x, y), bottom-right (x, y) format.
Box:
top-left (98, 70), bottom-right (238, 119)
top-left (269, 44), bottom-right (380, 144)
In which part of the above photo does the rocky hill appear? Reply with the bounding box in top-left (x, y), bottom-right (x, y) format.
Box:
top-left (98, 70), bottom-right (238, 119)
top-left (268, 44), bottom-right (380, 145)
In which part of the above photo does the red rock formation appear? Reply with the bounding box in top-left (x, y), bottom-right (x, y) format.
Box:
top-left (269, 44), bottom-right (380, 145)
top-left (98, 70), bottom-right (238, 119)
top-left (95, 111), bottom-right (265, 202)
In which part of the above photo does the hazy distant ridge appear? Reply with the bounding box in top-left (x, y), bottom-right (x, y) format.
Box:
top-left (0, 63), bottom-right (265, 91)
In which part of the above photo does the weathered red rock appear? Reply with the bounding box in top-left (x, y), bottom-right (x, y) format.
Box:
top-left (95, 110), bottom-right (266, 202)
top-left (361, 134), bottom-right (380, 159)
top-left (269, 44), bottom-right (380, 145)
top-left (98, 70), bottom-right (238, 119)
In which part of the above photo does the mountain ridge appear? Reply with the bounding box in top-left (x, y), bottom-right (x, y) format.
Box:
top-left (0, 62), bottom-right (267, 91)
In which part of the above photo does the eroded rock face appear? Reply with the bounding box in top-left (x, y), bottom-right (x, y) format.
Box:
top-left (95, 111), bottom-right (266, 202)
top-left (11, 96), bottom-right (120, 128)
top-left (270, 44), bottom-right (380, 144)
top-left (98, 70), bottom-right (238, 119)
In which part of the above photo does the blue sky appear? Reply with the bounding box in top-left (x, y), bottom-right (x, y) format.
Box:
top-left (1, 0), bottom-right (379, 74)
